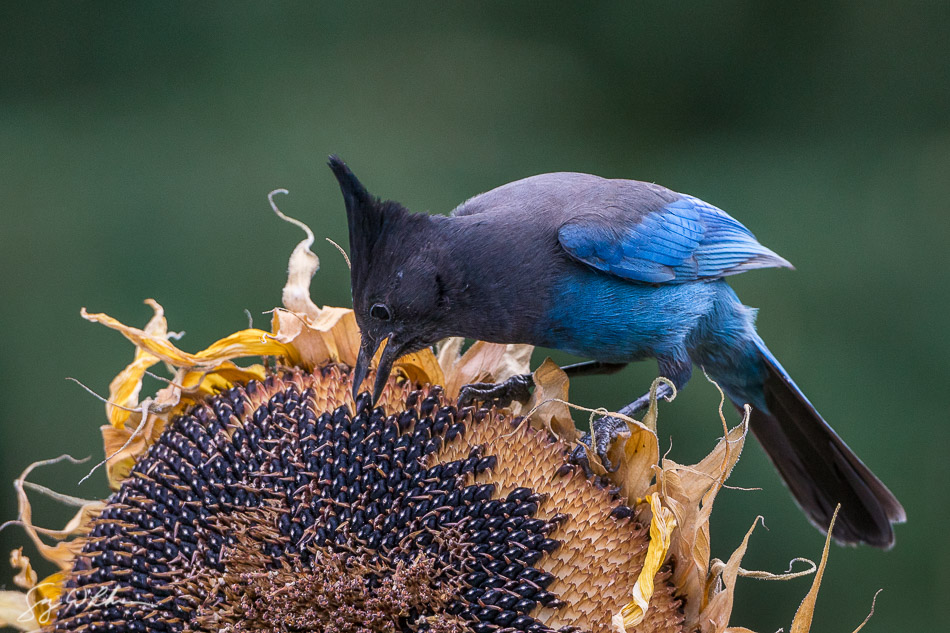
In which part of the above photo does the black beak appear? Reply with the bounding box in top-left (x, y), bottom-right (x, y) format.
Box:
top-left (352, 333), bottom-right (402, 405)
top-left (371, 337), bottom-right (402, 405)
top-left (352, 335), bottom-right (380, 404)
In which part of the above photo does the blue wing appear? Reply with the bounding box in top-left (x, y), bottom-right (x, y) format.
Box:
top-left (558, 195), bottom-right (793, 284)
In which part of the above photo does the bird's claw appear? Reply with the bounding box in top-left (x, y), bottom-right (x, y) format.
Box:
top-left (569, 415), bottom-right (629, 476)
top-left (569, 436), bottom-right (600, 478)
top-left (457, 373), bottom-right (534, 409)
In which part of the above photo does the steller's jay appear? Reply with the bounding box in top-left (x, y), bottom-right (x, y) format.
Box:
top-left (328, 155), bottom-right (904, 548)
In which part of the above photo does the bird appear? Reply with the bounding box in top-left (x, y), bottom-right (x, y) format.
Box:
top-left (327, 155), bottom-right (905, 549)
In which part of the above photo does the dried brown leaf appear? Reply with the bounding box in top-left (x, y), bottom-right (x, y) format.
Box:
top-left (640, 377), bottom-right (675, 433)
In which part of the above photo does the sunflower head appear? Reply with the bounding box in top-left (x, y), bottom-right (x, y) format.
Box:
top-left (1, 201), bottom-right (860, 633)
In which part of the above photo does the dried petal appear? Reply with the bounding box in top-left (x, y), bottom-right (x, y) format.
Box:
top-left (790, 506), bottom-right (840, 633)
top-left (0, 590), bottom-right (38, 631)
top-left (640, 377), bottom-right (675, 433)
top-left (177, 361), bottom-right (268, 400)
top-left (273, 190), bottom-right (323, 321)
top-left (654, 409), bottom-right (749, 627)
top-left (608, 416), bottom-right (659, 505)
top-left (10, 457), bottom-right (104, 570)
top-left (520, 357), bottom-right (577, 442)
top-left (700, 517), bottom-right (761, 633)
top-left (9, 549), bottom-right (36, 589)
top-left (440, 338), bottom-right (533, 398)
top-left (99, 410), bottom-right (164, 488)
top-left (271, 305), bottom-right (357, 367)
top-left (83, 306), bottom-right (293, 368)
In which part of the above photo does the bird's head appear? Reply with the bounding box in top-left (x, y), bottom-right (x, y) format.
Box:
top-left (328, 155), bottom-right (453, 405)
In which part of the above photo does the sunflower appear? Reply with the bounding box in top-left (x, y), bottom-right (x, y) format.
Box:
top-left (1, 199), bottom-right (868, 633)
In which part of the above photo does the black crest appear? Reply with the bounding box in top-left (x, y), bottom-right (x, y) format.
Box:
top-left (328, 155), bottom-right (380, 267)
top-left (327, 155), bottom-right (409, 286)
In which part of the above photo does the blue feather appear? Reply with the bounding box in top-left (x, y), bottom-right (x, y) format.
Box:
top-left (558, 194), bottom-right (792, 284)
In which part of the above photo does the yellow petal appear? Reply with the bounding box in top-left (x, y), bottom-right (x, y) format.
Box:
top-left (27, 573), bottom-right (65, 628)
top-left (393, 349), bottom-right (445, 389)
top-left (0, 590), bottom-right (39, 630)
top-left (177, 362), bottom-right (268, 401)
top-left (106, 352), bottom-right (160, 428)
top-left (612, 492), bottom-right (677, 631)
top-left (100, 411), bottom-right (165, 489)
top-left (341, 334), bottom-right (439, 392)
top-left (103, 299), bottom-right (168, 428)
top-left (191, 328), bottom-right (297, 364)
top-left (82, 307), bottom-right (293, 369)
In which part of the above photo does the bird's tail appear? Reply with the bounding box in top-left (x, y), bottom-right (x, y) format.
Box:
top-left (722, 336), bottom-right (905, 548)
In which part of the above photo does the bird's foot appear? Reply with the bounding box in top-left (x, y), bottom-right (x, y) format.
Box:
top-left (569, 415), bottom-right (630, 476)
top-left (457, 373), bottom-right (534, 409)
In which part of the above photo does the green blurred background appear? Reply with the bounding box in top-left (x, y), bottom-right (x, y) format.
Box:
top-left (2, 2), bottom-right (947, 631)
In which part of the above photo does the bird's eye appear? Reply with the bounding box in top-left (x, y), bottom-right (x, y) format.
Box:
top-left (370, 303), bottom-right (392, 321)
